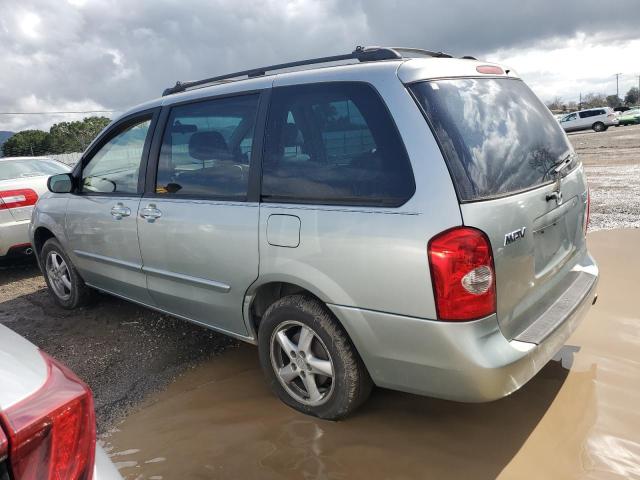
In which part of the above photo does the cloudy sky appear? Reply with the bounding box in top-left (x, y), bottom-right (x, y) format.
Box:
top-left (1, 0), bottom-right (639, 132)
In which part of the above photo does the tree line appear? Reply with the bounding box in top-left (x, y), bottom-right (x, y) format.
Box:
top-left (546, 86), bottom-right (639, 112)
top-left (1, 116), bottom-right (111, 157)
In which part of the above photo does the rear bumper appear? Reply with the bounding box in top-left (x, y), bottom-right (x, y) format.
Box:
top-left (329, 253), bottom-right (598, 402)
top-left (0, 219), bottom-right (31, 257)
top-left (93, 445), bottom-right (122, 480)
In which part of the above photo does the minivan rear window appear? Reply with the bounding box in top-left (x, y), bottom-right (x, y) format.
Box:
top-left (410, 78), bottom-right (574, 202)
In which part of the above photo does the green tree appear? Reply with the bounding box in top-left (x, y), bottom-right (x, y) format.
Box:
top-left (581, 93), bottom-right (607, 109)
top-left (624, 87), bottom-right (639, 106)
top-left (1, 130), bottom-right (50, 157)
top-left (606, 95), bottom-right (622, 108)
top-left (48, 116), bottom-right (111, 154)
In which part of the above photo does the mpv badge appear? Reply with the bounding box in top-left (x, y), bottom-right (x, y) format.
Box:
top-left (504, 227), bottom-right (526, 246)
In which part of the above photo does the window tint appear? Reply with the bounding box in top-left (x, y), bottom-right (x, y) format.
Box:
top-left (82, 118), bottom-right (151, 194)
top-left (563, 113), bottom-right (577, 121)
top-left (156, 94), bottom-right (259, 198)
top-left (262, 82), bottom-right (414, 206)
top-left (410, 78), bottom-right (574, 201)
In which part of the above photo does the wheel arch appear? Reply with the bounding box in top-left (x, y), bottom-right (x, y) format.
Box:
top-left (33, 226), bottom-right (56, 258)
top-left (244, 279), bottom-right (326, 338)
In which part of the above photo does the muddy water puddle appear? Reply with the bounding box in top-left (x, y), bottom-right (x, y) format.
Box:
top-left (105, 229), bottom-right (640, 479)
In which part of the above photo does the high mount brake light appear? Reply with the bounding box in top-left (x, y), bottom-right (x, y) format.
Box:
top-left (0, 352), bottom-right (96, 480)
top-left (476, 65), bottom-right (504, 75)
top-left (0, 189), bottom-right (38, 210)
top-left (428, 227), bottom-right (497, 321)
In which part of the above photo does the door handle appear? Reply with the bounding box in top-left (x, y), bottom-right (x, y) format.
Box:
top-left (110, 203), bottom-right (131, 220)
top-left (140, 204), bottom-right (162, 222)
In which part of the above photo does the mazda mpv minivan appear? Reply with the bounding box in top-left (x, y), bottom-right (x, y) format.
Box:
top-left (32, 46), bottom-right (598, 419)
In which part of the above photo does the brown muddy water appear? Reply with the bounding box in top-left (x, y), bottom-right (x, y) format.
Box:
top-left (104, 229), bottom-right (640, 480)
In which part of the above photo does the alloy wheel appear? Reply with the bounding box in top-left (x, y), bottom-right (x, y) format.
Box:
top-left (46, 251), bottom-right (72, 301)
top-left (270, 321), bottom-right (335, 406)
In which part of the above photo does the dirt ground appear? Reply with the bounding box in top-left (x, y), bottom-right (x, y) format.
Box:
top-left (0, 123), bottom-right (638, 478)
top-left (0, 262), bottom-right (235, 428)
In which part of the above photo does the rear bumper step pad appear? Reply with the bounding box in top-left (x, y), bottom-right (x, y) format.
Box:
top-left (514, 272), bottom-right (596, 345)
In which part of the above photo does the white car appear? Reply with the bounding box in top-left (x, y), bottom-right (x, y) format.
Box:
top-left (0, 157), bottom-right (70, 260)
top-left (0, 324), bottom-right (121, 479)
top-left (558, 107), bottom-right (618, 132)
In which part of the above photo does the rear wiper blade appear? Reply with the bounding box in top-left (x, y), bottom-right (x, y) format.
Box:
top-left (545, 153), bottom-right (575, 179)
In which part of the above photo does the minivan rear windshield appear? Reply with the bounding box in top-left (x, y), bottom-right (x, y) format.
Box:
top-left (409, 78), bottom-right (574, 202)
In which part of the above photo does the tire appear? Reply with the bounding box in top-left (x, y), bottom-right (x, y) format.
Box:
top-left (40, 238), bottom-right (94, 309)
top-left (592, 122), bottom-right (606, 132)
top-left (258, 294), bottom-right (372, 420)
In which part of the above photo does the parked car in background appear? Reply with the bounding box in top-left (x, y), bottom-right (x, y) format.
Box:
top-left (31, 46), bottom-right (598, 419)
top-left (617, 108), bottom-right (640, 126)
top-left (559, 107), bottom-right (618, 132)
top-left (0, 324), bottom-right (121, 479)
top-left (0, 157), bottom-right (70, 260)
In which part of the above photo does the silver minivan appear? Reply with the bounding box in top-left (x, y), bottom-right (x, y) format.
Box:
top-left (32, 47), bottom-right (598, 419)
top-left (559, 107), bottom-right (618, 132)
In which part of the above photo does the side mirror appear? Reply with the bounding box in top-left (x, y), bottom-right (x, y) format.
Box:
top-left (47, 173), bottom-right (74, 194)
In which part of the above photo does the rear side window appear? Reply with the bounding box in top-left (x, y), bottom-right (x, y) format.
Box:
top-left (262, 82), bottom-right (415, 206)
top-left (155, 94), bottom-right (259, 199)
top-left (410, 78), bottom-right (574, 202)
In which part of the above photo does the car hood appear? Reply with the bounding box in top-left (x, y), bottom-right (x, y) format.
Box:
top-left (0, 324), bottom-right (47, 410)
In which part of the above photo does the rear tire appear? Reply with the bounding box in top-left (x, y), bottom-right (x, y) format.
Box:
top-left (258, 294), bottom-right (372, 420)
top-left (592, 122), bottom-right (606, 132)
top-left (41, 238), bottom-right (94, 309)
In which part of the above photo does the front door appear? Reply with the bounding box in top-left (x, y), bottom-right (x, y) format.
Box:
top-left (65, 111), bottom-right (157, 304)
top-left (137, 93), bottom-right (263, 337)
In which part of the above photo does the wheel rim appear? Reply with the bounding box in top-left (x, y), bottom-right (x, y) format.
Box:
top-left (46, 251), bottom-right (72, 301)
top-left (270, 321), bottom-right (335, 407)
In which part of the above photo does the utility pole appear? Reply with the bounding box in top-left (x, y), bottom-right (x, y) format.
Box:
top-left (579, 92), bottom-right (582, 110)
top-left (614, 73), bottom-right (623, 99)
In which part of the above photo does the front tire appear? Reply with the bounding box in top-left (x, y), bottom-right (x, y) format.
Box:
top-left (258, 295), bottom-right (372, 420)
top-left (41, 238), bottom-right (94, 309)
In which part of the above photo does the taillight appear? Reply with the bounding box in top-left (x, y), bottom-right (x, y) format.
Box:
top-left (0, 352), bottom-right (96, 480)
top-left (0, 428), bottom-right (7, 463)
top-left (0, 189), bottom-right (38, 210)
top-left (428, 227), bottom-right (496, 321)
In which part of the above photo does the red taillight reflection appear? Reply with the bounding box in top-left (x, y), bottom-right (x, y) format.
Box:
top-left (476, 65), bottom-right (504, 75)
top-left (428, 227), bottom-right (497, 321)
top-left (585, 188), bottom-right (591, 234)
top-left (0, 352), bottom-right (96, 480)
top-left (0, 428), bottom-right (7, 462)
top-left (0, 189), bottom-right (38, 210)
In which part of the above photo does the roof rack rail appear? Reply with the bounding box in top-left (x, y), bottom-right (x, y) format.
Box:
top-left (162, 46), bottom-right (454, 96)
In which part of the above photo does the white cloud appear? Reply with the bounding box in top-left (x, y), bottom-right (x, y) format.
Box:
top-left (0, 96), bottom-right (115, 132)
top-left (489, 33), bottom-right (640, 103)
top-left (1, 0), bottom-right (640, 132)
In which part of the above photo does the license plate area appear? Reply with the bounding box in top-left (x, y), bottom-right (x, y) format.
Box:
top-left (533, 195), bottom-right (579, 277)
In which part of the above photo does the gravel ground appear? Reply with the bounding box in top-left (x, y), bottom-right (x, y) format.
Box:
top-left (0, 123), bottom-right (637, 434)
top-left (570, 124), bottom-right (640, 231)
top-left (0, 261), bottom-right (236, 431)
